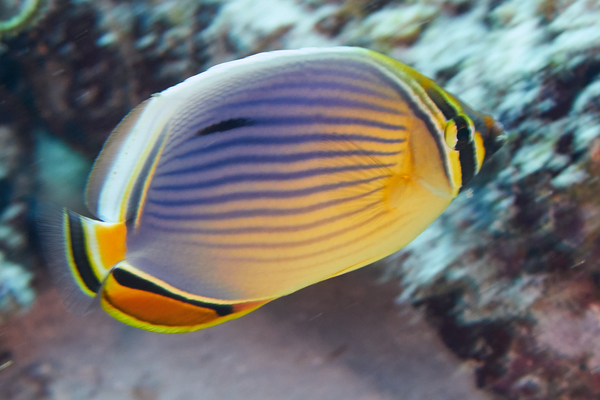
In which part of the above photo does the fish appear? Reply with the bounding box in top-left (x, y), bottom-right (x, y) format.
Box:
top-left (38, 46), bottom-right (505, 333)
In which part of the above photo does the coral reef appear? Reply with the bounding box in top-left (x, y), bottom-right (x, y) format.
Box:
top-left (1, 0), bottom-right (220, 157)
top-left (0, 123), bottom-right (34, 320)
top-left (379, 0), bottom-right (600, 398)
top-left (1, 0), bottom-right (600, 398)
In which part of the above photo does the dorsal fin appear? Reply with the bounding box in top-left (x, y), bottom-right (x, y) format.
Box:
top-left (86, 100), bottom-right (150, 220)
top-left (85, 98), bottom-right (170, 223)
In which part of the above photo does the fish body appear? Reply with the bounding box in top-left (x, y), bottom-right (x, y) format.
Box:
top-left (39, 47), bottom-right (505, 333)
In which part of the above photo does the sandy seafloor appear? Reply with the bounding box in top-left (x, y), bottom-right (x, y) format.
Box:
top-left (0, 268), bottom-right (490, 400)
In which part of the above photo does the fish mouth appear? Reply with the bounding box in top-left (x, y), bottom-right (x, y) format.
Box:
top-left (483, 118), bottom-right (506, 159)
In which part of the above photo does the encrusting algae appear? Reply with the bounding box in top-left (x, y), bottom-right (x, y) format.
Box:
top-left (0, 0), bottom-right (48, 39)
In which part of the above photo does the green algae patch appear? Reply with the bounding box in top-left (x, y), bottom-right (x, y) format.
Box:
top-left (0, 0), bottom-right (48, 39)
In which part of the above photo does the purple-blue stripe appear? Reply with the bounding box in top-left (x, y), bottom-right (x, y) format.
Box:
top-left (148, 175), bottom-right (390, 207)
top-left (144, 186), bottom-right (382, 221)
top-left (166, 133), bottom-right (405, 162)
top-left (163, 58), bottom-right (403, 151)
top-left (157, 149), bottom-right (402, 177)
top-left (212, 96), bottom-right (404, 116)
top-left (242, 115), bottom-right (404, 130)
top-left (146, 198), bottom-right (382, 235)
top-left (211, 63), bottom-right (399, 102)
top-left (152, 163), bottom-right (396, 191)
top-left (159, 208), bottom-right (389, 250)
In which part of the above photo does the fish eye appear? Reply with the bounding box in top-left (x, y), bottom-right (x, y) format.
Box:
top-left (444, 114), bottom-right (473, 150)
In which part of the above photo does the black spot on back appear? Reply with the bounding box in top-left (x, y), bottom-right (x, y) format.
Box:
top-left (196, 118), bottom-right (255, 136)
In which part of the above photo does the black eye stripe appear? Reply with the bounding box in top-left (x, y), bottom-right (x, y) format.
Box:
top-left (458, 140), bottom-right (476, 190)
top-left (425, 88), bottom-right (457, 120)
top-left (445, 114), bottom-right (476, 188)
top-left (453, 115), bottom-right (473, 149)
top-left (457, 127), bottom-right (471, 142)
top-left (424, 88), bottom-right (478, 189)
top-left (453, 115), bottom-right (469, 132)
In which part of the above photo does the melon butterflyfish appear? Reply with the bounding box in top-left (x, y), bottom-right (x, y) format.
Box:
top-left (38, 47), bottom-right (505, 333)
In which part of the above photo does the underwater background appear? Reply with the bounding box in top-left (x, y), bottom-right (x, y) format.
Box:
top-left (1, 0), bottom-right (600, 399)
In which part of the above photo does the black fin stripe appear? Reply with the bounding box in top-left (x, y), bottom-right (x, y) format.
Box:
top-left (111, 268), bottom-right (233, 317)
top-left (196, 118), bottom-right (255, 136)
top-left (126, 127), bottom-right (169, 229)
top-left (458, 141), bottom-right (476, 191)
top-left (425, 88), bottom-right (458, 121)
top-left (67, 211), bottom-right (101, 293)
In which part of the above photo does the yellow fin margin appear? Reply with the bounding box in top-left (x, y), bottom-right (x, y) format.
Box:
top-left (36, 205), bottom-right (127, 314)
top-left (100, 261), bottom-right (270, 333)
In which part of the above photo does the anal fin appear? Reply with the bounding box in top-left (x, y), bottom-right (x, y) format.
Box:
top-left (100, 261), bottom-right (270, 333)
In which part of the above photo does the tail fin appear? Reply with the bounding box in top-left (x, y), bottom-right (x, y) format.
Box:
top-left (37, 204), bottom-right (127, 314)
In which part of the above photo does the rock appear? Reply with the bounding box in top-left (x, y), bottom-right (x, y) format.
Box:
top-left (380, 0), bottom-right (600, 397)
top-left (0, 123), bottom-right (34, 318)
